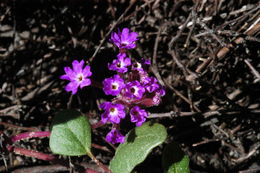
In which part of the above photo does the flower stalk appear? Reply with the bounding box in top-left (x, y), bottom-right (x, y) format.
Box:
top-left (11, 131), bottom-right (51, 143)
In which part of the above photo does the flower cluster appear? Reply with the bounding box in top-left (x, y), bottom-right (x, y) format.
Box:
top-left (60, 28), bottom-right (165, 144)
top-left (101, 28), bottom-right (165, 144)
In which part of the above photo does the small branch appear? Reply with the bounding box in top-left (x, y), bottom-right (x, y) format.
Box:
top-left (148, 111), bottom-right (195, 118)
top-left (168, 12), bottom-right (192, 49)
top-left (184, 9), bottom-right (197, 48)
top-left (151, 24), bottom-right (166, 87)
top-left (89, 0), bottom-right (137, 63)
top-left (196, 57), bottom-right (213, 73)
top-left (239, 167), bottom-right (260, 173)
top-left (197, 19), bottom-right (226, 47)
top-left (163, 82), bottom-right (201, 112)
top-left (244, 59), bottom-right (260, 82)
top-left (218, 5), bottom-right (260, 31)
top-left (11, 131), bottom-right (51, 143)
top-left (151, 27), bottom-right (200, 111)
top-left (233, 143), bottom-right (260, 163)
top-left (0, 105), bottom-right (22, 119)
top-left (148, 109), bottom-right (260, 119)
top-left (0, 122), bottom-right (38, 131)
top-left (196, 22), bottom-right (260, 73)
top-left (192, 139), bottom-right (220, 147)
top-left (169, 50), bottom-right (187, 74)
top-left (152, 25), bottom-right (163, 66)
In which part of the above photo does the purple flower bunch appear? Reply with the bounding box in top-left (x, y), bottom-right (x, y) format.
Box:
top-left (101, 28), bottom-right (165, 144)
top-left (60, 28), bottom-right (165, 144)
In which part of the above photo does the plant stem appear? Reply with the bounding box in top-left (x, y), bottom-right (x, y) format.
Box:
top-left (91, 121), bottom-right (105, 129)
top-left (7, 146), bottom-right (101, 173)
top-left (7, 146), bottom-right (56, 161)
top-left (87, 152), bottom-right (111, 173)
top-left (11, 131), bottom-right (51, 143)
top-left (85, 169), bottom-right (101, 173)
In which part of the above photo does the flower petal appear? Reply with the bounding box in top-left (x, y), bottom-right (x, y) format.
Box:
top-left (72, 60), bottom-right (84, 73)
top-left (111, 32), bottom-right (120, 42)
top-left (121, 28), bottom-right (130, 41)
top-left (128, 32), bottom-right (138, 42)
top-left (64, 67), bottom-right (76, 79)
top-left (100, 102), bottom-right (111, 109)
top-left (110, 115), bottom-right (121, 124)
top-left (105, 129), bottom-right (125, 144)
top-left (79, 79), bottom-right (91, 88)
top-left (82, 65), bottom-right (92, 77)
top-left (124, 57), bottom-right (131, 66)
top-left (60, 74), bottom-right (70, 80)
top-left (65, 81), bottom-right (79, 95)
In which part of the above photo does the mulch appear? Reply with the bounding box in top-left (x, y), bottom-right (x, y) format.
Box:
top-left (0, 0), bottom-right (260, 172)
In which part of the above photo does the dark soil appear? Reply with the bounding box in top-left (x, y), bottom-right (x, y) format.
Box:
top-left (0, 0), bottom-right (260, 173)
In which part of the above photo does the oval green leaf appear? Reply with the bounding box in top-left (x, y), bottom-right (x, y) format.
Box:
top-left (109, 122), bottom-right (167, 173)
top-left (49, 110), bottom-right (91, 156)
top-left (162, 142), bottom-right (190, 173)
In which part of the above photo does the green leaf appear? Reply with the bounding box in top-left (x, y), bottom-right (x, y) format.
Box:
top-left (49, 110), bottom-right (91, 156)
top-left (109, 122), bottom-right (167, 173)
top-left (162, 142), bottom-right (190, 173)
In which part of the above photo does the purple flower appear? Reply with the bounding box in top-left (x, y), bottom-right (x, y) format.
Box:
top-left (139, 72), bottom-right (150, 84)
top-left (157, 87), bottom-right (166, 96)
top-left (151, 87), bottom-right (166, 106)
top-left (100, 102), bottom-right (125, 124)
top-left (124, 81), bottom-right (145, 99)
top-left (141, 58), bottom-right (151, 66)
top-left (108, 53), bottom-right (131, 73)
top-left (106, 129), bottom-right (125, 144)
top-left (134, 86), bottom-right (165, 107)
top-left (140, 58), bottom-right (151, 70)
top-left (103, 74), bottom-right (125, 96)
top-left (144, 77), bottom-right (160, 93)
top-left (110, 28), bottom-right (138, 49)
top-left (132, 62), bottom-right (143, 72)
top-left (60, 60), bottom-right (92, 95)
top-left (130, 106), bottom-right (148, 126)
top-left (132, 58), bottom-right (150, 72)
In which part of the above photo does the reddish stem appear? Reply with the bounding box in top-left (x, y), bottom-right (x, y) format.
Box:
top-left (8, 131), bottom-right (107, 173)
top-left (88, 152), bottom-right (111, 173)
top-left (91, 143), bottom-right (111, 153)
top-left (11, 131), bottom-right (51, 143)
top-left (85, 169), bottom-right (101, 173)
top-left (91, 121), bottom-right (105, 129)
top-left (7, 146), bottom-right (56, 161)
top-left (7, 146), bottom-right (101, 173)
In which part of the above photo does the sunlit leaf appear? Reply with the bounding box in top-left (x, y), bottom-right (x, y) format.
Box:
top-left (49, 110), bottom-right (91, 156)
top-left (110, 122), bottom-right (167, 173)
